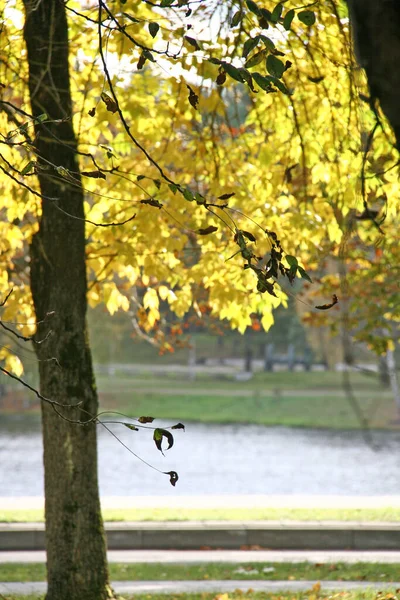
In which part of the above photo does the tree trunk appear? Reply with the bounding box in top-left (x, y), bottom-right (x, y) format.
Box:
top-left (22, 1), bottom-right (113, 599)
top-left (347, 0), bottom-right (400, 147)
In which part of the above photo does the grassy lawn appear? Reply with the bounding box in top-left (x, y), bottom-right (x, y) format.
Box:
top-left (96, 371), bottom-right (396, 430)
top-left (1, 507), bottom-right (400, 523)
top-left (2, 562), bottom-right (400, 583)
top-left (3, 371), bottom-right (397, 430)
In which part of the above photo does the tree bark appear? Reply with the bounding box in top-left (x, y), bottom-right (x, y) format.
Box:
top-left (346, 0), bottom-right (400, 147)
top-left (22, 1), bottom-right (113, 599)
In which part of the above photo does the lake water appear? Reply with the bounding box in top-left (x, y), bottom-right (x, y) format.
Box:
top-left (1, 418), bottom-right (400, 497)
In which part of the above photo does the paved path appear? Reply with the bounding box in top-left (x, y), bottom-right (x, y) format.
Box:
top-left (1, 580), bottom-right (400, 596)
top-left (2, 549), bottom-right (400, 564)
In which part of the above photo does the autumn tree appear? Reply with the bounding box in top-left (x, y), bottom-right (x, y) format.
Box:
top-left (1, 1), bottom-right (399, 599)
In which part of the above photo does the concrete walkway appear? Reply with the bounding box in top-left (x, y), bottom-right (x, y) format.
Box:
top-left (1, 580), bottom-right (400, 596)
top-left (2, 520), bottom-right (400, 551)
top-left (2, 549), bottom-right (400, 564)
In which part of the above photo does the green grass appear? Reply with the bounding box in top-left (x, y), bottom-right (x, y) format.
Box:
top-left (2, 562), bottom-right (400, 583)
top-left (3, 371), bottom-right (398, 430)
top-left (1, 507), bottom-right (400, 523)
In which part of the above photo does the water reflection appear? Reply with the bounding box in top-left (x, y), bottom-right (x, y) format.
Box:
top-left (0, 417), bottom-right (399, 496)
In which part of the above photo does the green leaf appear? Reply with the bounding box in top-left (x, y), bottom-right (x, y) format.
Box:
top-left (183, 188), bottom-right (195, 201)
top-left (252, 72), bottom-right (273, 92)
top-left (298, 266), bottom-right (313, 283)
top-left (260, 35), bottom-right (275, 50)
top-left (270, 3), bottom-right (283, 23)
top-left (148, 22), bottom-right (160, 38)
top-left (269, 76), bottom-right (290, 94)
top-left (283, 9), bottom-right (295, 30)
top-left (34, 113), bottom-right (47, 124)
top-left (266, 54), bottom-right (285, 78)
top-left (124, 423), bottom-right (139, 431)
top-left (143, 49), bottom-right (156, 62)
top-left (184, 36), bottom-right (201, 50)
top-left (245, 50), bottom-right (266, 69)
top-left (160, 0), bottom-right (174, 6)
top-left (153, 428), bottom-right (174, 455)
top-left (242, 36), bottom-right (260, 59)
top-left (286, 255), bottom-right (298, 268)
top-left (21, 161), bottom-right (35, 176)
top-left (223, 62), bottom-right (244, 83)
top-left (246, 0), bottom-right (260, 17)
top-left (231, 10), bottom-right (243, 27)
top-left (298, 10), bottom-right (316, 26)
top-left (168, 183), bottom-right (178, 194)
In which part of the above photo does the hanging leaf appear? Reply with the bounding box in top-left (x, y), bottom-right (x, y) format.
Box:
top-left (245, 50), bottom-right (266, 69)
top-left (169, 183), bottom-right (178, 194)
top-left (124, 423), bottom-right (139, 431)
top-left (198, 225), bottom-right (218, 235)
top-left (298, 266), bottom-right (312, 283)
top-left (137, 53), bottom-right (147, 70)
top-left (153, 428), bottom-right (174, 455)
top-left (160, 0), bottom-right (174, 6)
top-left (283, 9), bottom-right (295, 30)
top-left (34, 113), bottom-right (48, 124)
top-left (242, 36), bottom-right (260, 59)
top-left (165, 470), bottom-right (179, 486)
top-left (171, 422), bottom-right (185, 430)
top-left (101, 92), bottom-right (118, 114)
top-left (270, 3), bottom-right (283, 23)
top-left (241, 230), bottom-right (256, 242)
top-left (183, 188), bottom-right (195, 202)
top-left (260, 35), bottom-right (275, 50)
top-left (298, 10), bottom-right (316, 26)
top-left (141, 199), bottom-right (163, 208)
top-left (231, 10), bottom-right (243, 27)
top-left (286, 255), bottom-right (298, 268)
top-left (315, 294), bottom-right (338, 310)
top-left (266, 55), bottom-right (285, 78)
top-left (21, 161), bottom-right (35, 176)
top-left (81, 170), bottom-right (106, 179)
top-left (184, 36), bottom-right (201, 50)
top-left (216, 70), bottom-right (227, 85)
top-left (218, 192), bottom-right (235, 200)
top-left (138, 416), bottom-right (154, 423)
top-left (143, 49), bottom-right (156, 62)
top-left (88, 107), bottom-right (96, 117)
top-left (187, 85), bottom-right (199, 109)
top-left (252, 72), bottom-right (273, 92)
top-left (246, 0), bottom-right (260, 17)
top-left (223, 63), bottom-right (244, 83)
top-left (148, 22), bottom-right (160, 38)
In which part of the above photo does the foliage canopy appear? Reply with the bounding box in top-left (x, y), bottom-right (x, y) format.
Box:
top-left (0, 0), bottom-right (399, 369)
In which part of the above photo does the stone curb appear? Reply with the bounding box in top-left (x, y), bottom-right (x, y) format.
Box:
top-left (1, 580), bottom-right (400, 596)
top-left (1, 521), bottom-right (400, 551)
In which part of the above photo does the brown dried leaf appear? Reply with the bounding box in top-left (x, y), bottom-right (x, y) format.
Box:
top-left (198, 225), bottom-right (218, 235)
top-left (138, 416), bottom-right (154, 423)
top-left (187, 85), bottom-right (199, 109)
top-left (101, 92), bottom-right (118, 114)
top-left (315, 294), bottom-right (338, 310)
